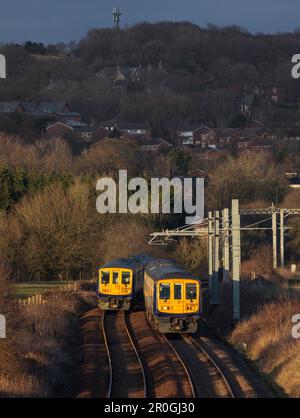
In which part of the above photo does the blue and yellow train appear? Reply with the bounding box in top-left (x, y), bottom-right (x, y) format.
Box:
top-left (97, 256), bottom-right (146, 310)
top-left (97, 258), bottom-right (143, 311)
top-left (97, 256), bottom-right (202, 333)
top-left (144, 259), bottom-right (202, 333)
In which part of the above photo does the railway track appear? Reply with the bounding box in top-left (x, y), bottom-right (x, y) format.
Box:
top-left (161, 334), bottom-right (196, 398)
top-left (165, 333), bottom-right (235, 398)
top-left (102, 310), bottom-right (147, 398)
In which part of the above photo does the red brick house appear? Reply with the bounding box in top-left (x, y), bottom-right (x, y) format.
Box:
top-left (46, 121), bottom-right (108, 143)
top-left (218, 128), bottom-right (241, 147)
top-left (140, 138), bottom-right (172, 153)
top-left (194, 127), bottom-right (220, 148)
top-left (45, 121), bottom-right (74, 138)
top-left (76, 126), bottom-right (108, 143)
top-left (247, 137), bottom-right (276, 153)
top-left (102, 119), bottom-right (152, 139)
top-left (177, 124), bottom-right (215, 146)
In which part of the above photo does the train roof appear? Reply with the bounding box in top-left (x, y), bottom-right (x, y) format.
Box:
top-left (101, 257), bottom-right (140, 270)
top-left (100, 254), bottom-right (154, 270)
top-left (145, 259), bottom-right (199, 281)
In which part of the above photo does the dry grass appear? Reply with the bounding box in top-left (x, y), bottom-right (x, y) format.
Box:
top-left (0, 291), bottom-right (81, 398)
top-left (242, 244), bottom-right (273, 277)
top-left (0, 373), bottom-right (48, 398)
top-left (230, 295), bottom-right (300, 397)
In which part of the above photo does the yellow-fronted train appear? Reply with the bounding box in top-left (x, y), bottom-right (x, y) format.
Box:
top-left (97, 255), bottom-right (150, 311)
top-left (144, 259), bottom-right (202, 333)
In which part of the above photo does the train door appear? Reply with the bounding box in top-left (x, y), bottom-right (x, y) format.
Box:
top-left (111, 270), bottom-right (120, 294)
top-left (185, 282), bottom-right (199, 313)
top-left (173, 282), bottom-right (184, 313)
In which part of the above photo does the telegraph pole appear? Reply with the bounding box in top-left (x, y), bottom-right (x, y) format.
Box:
top-left (280, 209), bottom-right (285, 268)
top-left (232, 199), bottom-right (241, 323)
top-left (272, 208), bottom-right (277, 269)
top-left (222, 208), bottom-right (230, 284)
top-left (208, 211), bottom-right (213, 305)
top-left (212, 211), bottom-right (220, 305)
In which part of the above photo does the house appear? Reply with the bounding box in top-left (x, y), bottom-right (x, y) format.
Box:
top-left (194, 127), bottom-right (220, 148)
top-left (45, 121), bottom-right (75, 138)
top-left (75, 126), bottom-right (108, 143)
top-left (140, 138), bottom-right (172, 153)
top-left (96, 64), bottom-right (168, 93)
top-left (22, 102), bottom-right (71, 114)
top-left (247, 137), bottom-right (277, 153)
top-left (177, 125), bottom-right (235, 148)
top-left (54, 112), bottom-right (81, 122)
top-left (218, 128), bottom-right (241, 147)
top-left (0, 102), bottom-right (26, 113)
top-left (46, 120), bottom-right (108, 143)
top-left (0, 101), bottom-right (79, 121)
top-left (96, 66), bottom-right (143, 84)
top-left (102, 120), bottom-right (152, 139)
top-left (176, 124), bottom-right (214, 146)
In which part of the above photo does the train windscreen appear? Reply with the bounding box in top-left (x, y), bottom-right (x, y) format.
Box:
top-left (159, 283), bottom-right (170, 299)
top-left (186, 283), bottom-right (197, 300)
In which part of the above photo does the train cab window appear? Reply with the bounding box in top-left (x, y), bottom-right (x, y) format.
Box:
top-left (101, 271), bottom-right (110, 285)
top-left (174, 283), bottom-right (182, 300)
top-left (159, 283), bottom-right (170, 300)
top-left (186, 283), bottom-right (197, 300)
top-left (122, 272), bottom-right (131, 285)
top-left (112, 272), bottom-right (119, 284)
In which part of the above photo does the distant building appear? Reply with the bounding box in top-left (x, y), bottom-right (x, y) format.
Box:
top-left (0, 101), bottom-right (81, 122)
top-left (239, 94), bottom-right (260, 120)
top-left (96, 66), bottom-right (143, 84)
top-left (140, 138), bottom-right (172, 153)
top-left (46, 120), bottom-right (108, 143)
top-left (176, 124), bottom-right (214, 146)
top-left (96, 64), bottom-right (168, 93)
top-left (45, 121), bottom-right (74, 138)
top-left (102, 119), bottom-right (152, 139)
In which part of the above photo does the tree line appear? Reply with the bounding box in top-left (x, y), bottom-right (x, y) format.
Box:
top-left (1, 22), bottom-right (300, 137)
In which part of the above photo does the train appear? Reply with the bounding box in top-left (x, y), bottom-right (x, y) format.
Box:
top-left (97, 255), bottom-right (152, 311)
top-left (97, 256), bottom-right (202, 333)
top-left (144, 259), bottom-right (202, 333)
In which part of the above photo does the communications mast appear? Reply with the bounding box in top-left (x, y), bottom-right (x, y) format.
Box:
top-left (113, 8), bottom-right (122, 29)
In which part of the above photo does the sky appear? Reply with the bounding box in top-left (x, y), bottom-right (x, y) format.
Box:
top-left (1, 0), bottom-right (300, 44)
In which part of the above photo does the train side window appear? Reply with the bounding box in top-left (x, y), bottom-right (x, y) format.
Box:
top-left (159, 283), bottom-right (170, 300)
top-left (122, 272), bottom-right (131, 285)
top-left (112, 272), bottom-right (119, 284)
top-left (101, 271), bottom-right (110, 284)
top-left (186, 283), bottom-right (197, 300)
top-left (174, 283), bottom-right (182, 300)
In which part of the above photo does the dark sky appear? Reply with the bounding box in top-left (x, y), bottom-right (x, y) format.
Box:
top-left (1, 0), bottom-right (300, 43)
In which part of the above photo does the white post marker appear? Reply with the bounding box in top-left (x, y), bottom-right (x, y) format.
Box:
top-left (0, 55), bottom-right (6, 78)
top-left (0, 314), bottom-right (6, 338)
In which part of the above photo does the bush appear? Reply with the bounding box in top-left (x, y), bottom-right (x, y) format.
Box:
top-left (208, 154), bottom-right (288, 209)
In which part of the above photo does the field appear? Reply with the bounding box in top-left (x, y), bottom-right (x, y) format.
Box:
top-left (15, 281), bottom-right (75, 299)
